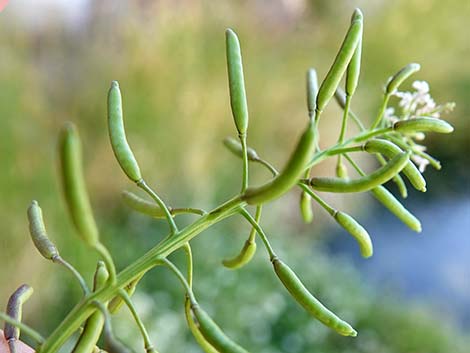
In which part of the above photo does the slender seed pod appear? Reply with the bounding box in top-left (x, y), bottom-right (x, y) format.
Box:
top-left (223, 137), bottom-right (259, 161)
top-left (242, 121), bottom-right (316, 205)
top-left (365, 139), bottom-right (426, 192)
top-left (226, 29), bottom-right (249, 136)
top-left (107, 81), bottom-right (142, 182)
top-left (371, 186), bottom-right (421, 232)
top-left (334, 212), bottom-right (373, 258)
top-left (4, 285), bottom-right (34, 343)
top-left (222, 238), bottom-right (257, 269)
top-left (299, 191), bottom-right (314, 223)
top-left (393, 117), bottom-right (454, 134)
top-left (93, 261), bottom-right (109, 291)
top-left (310, 152), bottom-right (410, 193)
top-left (392, 174), bottom-right (408, 198)
top-left (345, 9), bottom-right (363, 96)
top-left (27, 200), bottom-right (59, 260)
top-left (59, 123), bottom-right (99, 247)
top-left (385, 63), bottom-right (420, 95)
top-left (121, 190), bottom-right (165, 218)
top-left (191, 301), bottom-right (250, 353)
top-left (316, 16), bottom-right (362, 112)
top-left (184, 298), bottom-right (218, 353)
top-left (306, 68), bottom-right (319, 115)
top-left (272, 257), bottom-right (357, 336)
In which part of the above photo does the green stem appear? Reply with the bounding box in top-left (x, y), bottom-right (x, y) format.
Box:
top-left (239, 208), bottom-right (276, 260)
top-left (52, 256), bottom-right (90, 295)
top-left (0, 312), bottom-right (45, 345)
top-left (338, 94), bottom-right (352, 143)
top-left (240, 133), bottom-right (249, 193)
top-left (249, 206), bottom-right (263, 242)
top-left (371, 94), bottom-right (390, 129)
top-left (256, 158), bottom-right (278, 177)
top-left (171, 208), bottom-right (207, 217)
top-left (161, 259), bottom-right (195, 303)
top-left (183, 242), bottom-right (193, 289)
top-left (298, 184), bottom-right (336, 216)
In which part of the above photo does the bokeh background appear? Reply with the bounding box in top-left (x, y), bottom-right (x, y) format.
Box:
top-left (1, 0), bottom-right (469, 352)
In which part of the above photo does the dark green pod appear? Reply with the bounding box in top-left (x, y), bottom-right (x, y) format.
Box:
top-left (385, 63), bottom-right (420, 94)
top-left (364, 139), bottom-right (426, 192)
top-left (371, 186), bottom-right (421, 232)
top-left (223, 137), bottom-right (259, 161)
top-left (184, 298), bottom-right (218, 353)
top-left (59, 123), bottom-right (99, 247)
top-left (345, 9), bottom-right (363, 96)
top-left (4, 284), bottom-right (34, 341)
top-left (306, 68), bottom-right (319, 114)
top-left (27, 200), bottom-right (59, 260)
top-left (310, 152), bottom-right (410, 193)
top-left (222, 238), bottom-right (257, 269)
top-left (191, 302), bottom-right (250, 353)
top-left (108, 81), bottom-right (142, 182)
top-left (272, 257), bottom-right (357, 336)
top-left (226, 29), bottom-right (249, 136)
top-left (334, 212), bottom-right (373, 258)
top-left (316, 17), bottom-right (362, 112)
top-left (393, 117), bottom-right (454, 134)
top-left (242, 121), bottom-right (316, 205)
top-left (299, 191), bottom-right (314, 223)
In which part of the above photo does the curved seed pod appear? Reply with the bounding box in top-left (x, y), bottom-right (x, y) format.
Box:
top-left (184, 298), bottom-right (218, 353)
top-left (310, 152), bottom-right (410, 193)
top-left (392, 174), bottom-right (408, 198)
top-left (121, 190), bottom-right (165, 218)
top-left (223, 137), bottom-right (259, 161)
top-left (272, 257), bottom-right (357, 336)
top-left (191, 302), bottom-right (250, 353)
top-left (299, 191), bottom-right (313, 223)
top-left (107, 81), bottom-right (142, 182)
top-left (371, 186), bottom-right (421, 232)
top-left (242, 121), bottom-right (315, 205)
top-left (226, 29), bottom-right (249, 136)
top-left (316, 17), bottom-right (363, 112)
top-left (27, 200), bottom-right (59, 260)
top-left (59, 123), bottom-right (99, 247)
top-left (222, 238), bottom-right (257, 269)
top-left (365, 139), bottom-right (426, 192)
top-left (4, 284), bottom-right (34, 342)
top-left (385, 63), bottom-right (420, 94)
top-left (334, 212), bottom-right (373, 258)
top-left (345, 9), bottom-right (363, 96)
top-left (306, 68), bottom-right (319, 114)
top-left (393, 117), bottom-right (454, 134)
top-left (336, 162), bottom-right (349, 179)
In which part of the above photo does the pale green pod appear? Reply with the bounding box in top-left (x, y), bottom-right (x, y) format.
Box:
top-left (392, 174), bottom-right (408, 198)
top-left (4, 284), bottom-right (34, 341)
top-left (108, 81), bottom-right (142, 182)
top-left (393, 117), bottom-right (454, 134)
top-left (93, 261), bottom-right (109, 291)
top-left (334, 211), bottom-right (373, 258)
top-left (27, 200), bottom-right (59, 260)
top-left (242, 120), bottom-right (315, 205)
top-left (316, 17), bottom-right (362, 112)
top-left (222, 239), bottom-right (257, 269)
top-left (59, 123), bottom-right (99, 247)
top-left (310, 152), bottom-right (410, 193)
top-left (226, 28), bottom-right (249, 135)
top-left (121, 190), bottom-right (165, 218)
top-left (306, 68), bottom-right (319, 114)
top-left (272, 257), bottom-right (357, 336)
top-left (385, 63), bottom-right (420, 94)
top-left (371, 186), bottom-right (421, 232)
top-left (365, 139), bottom-right (426, 192)
top-left (191, 302), bottom-right (250, 353)
top-left (184, 298), bottom-right (218, 353)
top-left (345, 9), bottom-right (363, 96)
top-left (223, 137), bottom-right (259, 161)
top-left (336, 162), bottom-right (349, 179)
top-left (299, 191), bottom-right (313, 223)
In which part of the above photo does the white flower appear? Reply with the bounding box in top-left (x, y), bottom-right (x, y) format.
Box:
top-left (384, 107), bottom-right (399, 124)
top-left (411, 154), bottom-right (430, 173)
top-left (412, 80), bottom-right (430, 94)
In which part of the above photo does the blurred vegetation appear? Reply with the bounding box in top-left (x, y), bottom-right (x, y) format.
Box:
top-left (0, 0), bottom-right (469, 351)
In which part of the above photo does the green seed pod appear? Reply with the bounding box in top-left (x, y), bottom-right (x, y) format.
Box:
top-left (334, 211), bottom-right (373, 258)
top-left (226, 29), bottom-right (249, 136)
top-left (316, 17), bottom-right (362, 112)
top-left (4, 284), bottom-right (34, 341)
top-left (242, 121), bottom-right (315, 205)
top-left (392, 174), bottom-right (408, 198)
top-left (336, 162), bottom-right (349, 179)
top-left (59, 123), bottom-right (99, 247)
top-left (222, 238), bottom-right (257, 269)
top-left (93, 261), bottom-right (109, 291)
top-left (306, 68), bottom-right (319, 114)
top-left (371, 186), bottom-right (421, 232)
top-left (299, 191), bottom-right (314, 223)
top-left (223, 137), bottom-right (259, 161)
top-left (385, 63), bottom-right (420, 95)
top-left (393, 117), bottom-right (454, 134)
top-left (365, 139), bottom-right (426, 192)
top-left (121, 190), bottom-right (165, 218)
top-left (184, 298), bottom-right (218, 353)
top-left (27, 200), bottom-right (59, 260)
top-left (191, 301), bottom-right (250, 353)
top-left (345, 9), bottom-right (363, 96)
top-left (272, 257), bottom-right (357, 336)
top-left (310, 152), bottom-right (410, 193)
top-left (107, 81), bottom-right (142, 182)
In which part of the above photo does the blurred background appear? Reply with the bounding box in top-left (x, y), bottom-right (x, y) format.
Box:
top-left (0, 0), bottom-right (469, 352)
